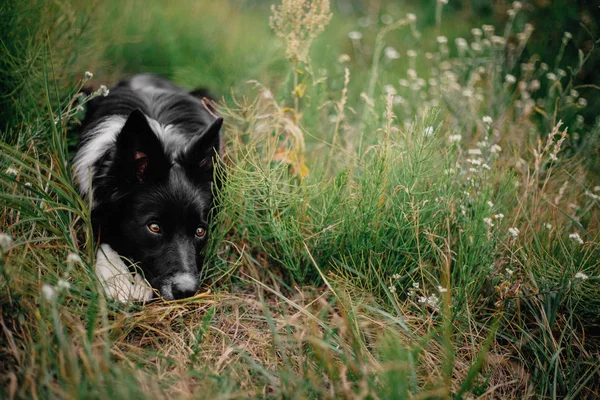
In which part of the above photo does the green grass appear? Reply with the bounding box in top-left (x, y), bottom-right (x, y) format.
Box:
top-left (1, 0), bottom-right (600, 398)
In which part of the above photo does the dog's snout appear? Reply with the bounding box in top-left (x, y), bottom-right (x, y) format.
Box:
top-left (169, 273), bottom-right (200, 300)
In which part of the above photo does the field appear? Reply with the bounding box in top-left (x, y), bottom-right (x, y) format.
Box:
top-left (1, 0), bottom-right (600, 398)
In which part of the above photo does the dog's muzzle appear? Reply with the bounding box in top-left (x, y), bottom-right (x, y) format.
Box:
top-left (161, 272), bottom-right (200, 300)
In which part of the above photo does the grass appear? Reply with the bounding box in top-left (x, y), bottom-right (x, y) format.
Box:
top-left (1, 0), bottom-right (600, 398)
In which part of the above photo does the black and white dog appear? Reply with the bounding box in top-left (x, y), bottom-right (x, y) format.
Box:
top-left (74, 74), bottom-right (222, 301)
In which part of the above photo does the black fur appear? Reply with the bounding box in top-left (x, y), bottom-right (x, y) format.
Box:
top-left (76, 74), bottom-right (222, 300)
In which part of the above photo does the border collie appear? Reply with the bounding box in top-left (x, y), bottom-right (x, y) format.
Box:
top-left (74, 74), bottom-right (222, 301)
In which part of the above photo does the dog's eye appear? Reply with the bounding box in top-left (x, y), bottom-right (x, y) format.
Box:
top-left (195, 227), bottom-right (207, 238)
top-left (148, 223), bottom-right (161, 234)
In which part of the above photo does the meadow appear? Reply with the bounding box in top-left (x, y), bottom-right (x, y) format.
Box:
top-left (1, 0), bottom-right (599, 398)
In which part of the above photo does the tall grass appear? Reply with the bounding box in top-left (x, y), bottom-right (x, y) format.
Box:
top-left (1, 0), bottom-right (599, 398)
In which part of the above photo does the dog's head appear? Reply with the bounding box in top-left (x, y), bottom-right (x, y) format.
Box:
top-left (100, 109), bottom-right (222, 300)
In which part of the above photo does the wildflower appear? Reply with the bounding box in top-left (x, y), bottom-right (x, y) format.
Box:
top-left (471, 42), bottom-right (482, 52)
top-left (574, 271), bottom-right (589, 280)
top-left (67, 252), bottom-right (82, 265)
top-left (423, 126), bottom-right (435, 136)
top-left (437, 285), bottom-right (448, 293)
top-left (455, 38), bottom-right (468, 49)
top-left (468, 149), bottom-right (482, 156)
top-left (483, 217), bottom-right (494, 227)
top-left (505, 74), bottom-right (517, 84)
top-left (482, 24), bottom-right (494, 36)
top-left (388, 285), bottom-right (397, 293)
top-left (338, 53), bottom-right (351, 63)
top-left (393, 95), bottom-right (406, 105)
top-left (57, 279), bottom-right (71, 290)
top-left (406, 13), bottom-right (417, 23)
top-left (426, 294), bottom-right (439, 309)
top-left (508, 227), bottom-right (520, 238)
top-left (546, 73), bottom-right (557, 81)
top-left (467, 158), bottom-right (482, 166)
top-left (384, 46), bottom-right (400, 60)
top-left (436, 36), bottom-right (448, 44)
top-left (383, 84), bottom-right (397, 95)
top-left (412, 282), bottom-right (419, 289)
top-left (487, 201), bottom-right (494, 208)
top-left (262, 89), bottom-right (273, 99)
top-left (0, 233), bottom-right (13, 252)
top-left (569, 89), bottom-right (579, 98)
top-left (24, 182), bottom-right (32, 188)
top-left (595, 186), bottom-right (600, 192)
top-left (494, 213), bottom-right (504, 220)
top-left (444, 168), bottom-right (455, 175)
top-left (5, 166), bottom-right (18, 176)
top-left (545, 223), bottom-right (552, 229)
top-left (438, 0), bottom-right (448, 4)
top-left (512, 1), bottom-right (523, 10)
top-left (408, 288), bottom-right (415, 296)
top-left (348, 31), bottom-right (363, 40)
top-left (507, 9), bottom-right (516, 17)
top-left (449, 134), bottom-right (462, 143)
top-left (392, 273), bottom-right (401, 280)
top-left (569, 232), bottom-right (584, 244)
top-left (563, 32), bottom-right (572, 42)
top-left (506, 268), bottom-right (514, 276)
top-left (42, 284), bottom-right (56, 302)
top-left (577, 98), bottom-right (587, 107)
top-left (471, 28), bottom-right (482, 37)
top-left (84, 71), bottom-right (93, 80)
top-left (407, 50), bottom-right (417, 58)
top-left (491, 36), bottom-right (506, 46)
top-left (418, 296), bottom-right (427, 303)
top-left (97, 85), bottom-right (110, 97)
top-left (482, 116), bottom-right (493, 125)
top-left (490, 144), bottom-right (502, 154)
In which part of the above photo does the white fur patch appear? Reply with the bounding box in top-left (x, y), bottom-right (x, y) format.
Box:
top-left (95, 244), bottom-right (154, 302)
top-left (73, 116), bottom-right (127, 200)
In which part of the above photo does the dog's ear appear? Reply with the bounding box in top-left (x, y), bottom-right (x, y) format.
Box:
top-left (183, 117), bottom-right (222, 175)
top-left (115, 109), bottom-right (169, 183)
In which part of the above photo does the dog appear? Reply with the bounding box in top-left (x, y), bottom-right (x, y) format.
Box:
top-left (74, 74), bottom-right (222, 301)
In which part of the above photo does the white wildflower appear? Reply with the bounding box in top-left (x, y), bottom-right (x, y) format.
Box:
top-left (423, 126), bottom-right (435, 136)
top-left (437, 285), bottom-right (448, 293)
top-left (5, 166), bottom-right (18, 176)
top-left (487, 201), bottom-right (494, 208)
top-left (467, 158), bottom-right (482, 166)
top-left (471, 28), bottom-right (482, 37)
top-left (383, 84), bottom-right (397, 95)
top-left (412, 282), bottom-right (419, 289)
top-left (338, 53), bottom-right (351, 63)
top-left (418, 296), bottom-right (427, 303)
top-left (42, 284), bottom-right (57, 302)
top-left (482, 115), bottom-right (493, 125)
top-left (490, 144), bottom-right (502, 153)
top-left (455, 38), bottom-right (468, 49)
top-left (494, 213), bottom-right (505, 220)
top-left (546, 72), bottom-right (557, 81)
top-left (348, 31), bottom-right (363, 40)
top-left (384, 46), bottom-right (400, 60)
top-left (512, 1), bottom-right (523, 10)
top-left (505, 74), bottom-right (517, 84)
top-left (444, 168), bottom-right (455, 175)
top-left (0, 233), bottom-right (13, 252)
top-left (563, 32), bottom-right (572, 41)
top-left (506, 268), bottom-right (514, 276)
top-left (84, 71), bottom-right (93, 80)
top-left (508, 227), bottom-right (520, 238)
top-left (574, 271), bottom-right (589, 280)
top-left (392, 273), bottom-right (401, 280)
top-left (407, 50), bottom-right (417, 58)
top-left (449, 134), bottom-right (462, 143)
top-left (468, 148), bottom-right (482, 156)
top-left (483, 217), bottom-right (494, 227)
top-left (569, 232), bottom-right (584, 244)
top-left (67, 252), bottom-right (82, 265)
top-left (577, 98), bottom-right (587, 107)
top-left (545, 223), bottom-right (552, 229)
top-left (406, 13), bottom-right (417, 23)
top-left (57, 279), bottom-right (71, 290)
top-left (388, 285), bottom-right (397, 293)
top-left (97, 85), bottom-right (110, 97)
top-left (436, 36), bottom-right (448, 44)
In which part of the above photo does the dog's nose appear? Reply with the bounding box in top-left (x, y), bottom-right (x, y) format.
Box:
top-left (170, 273), bottom-right (199, 300)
